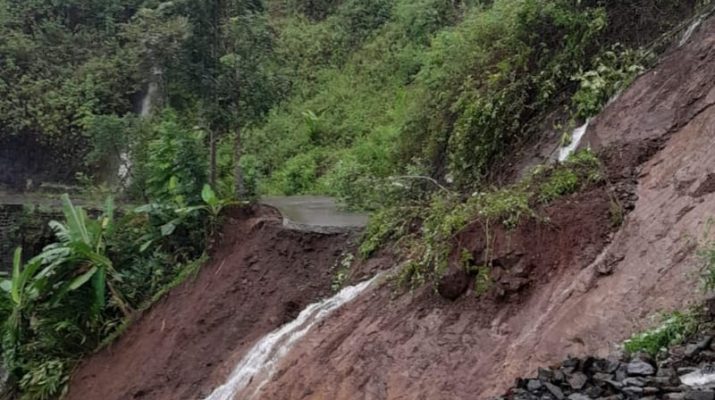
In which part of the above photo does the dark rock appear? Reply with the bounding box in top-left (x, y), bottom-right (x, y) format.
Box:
top-left (436, 264), bottom-right (470, 300)
top-left (593, 372), bottom-right (614, 382)
top-left (680, 367), bottom-right (700, 375)
top-left (604, 379), bottom-right (624, 390)
top-left (583, 385), bottom-right (604, 398)
top-left (666, 394), bottom-right (686, 400)
top-left (659, 367), bottom-right (679, 378)
top-left (698, 336), bottom-right (713, 351)
top-left (553, 370), bottom-right (565, 383)
top-left (704, 295), bottom-right (715, 319)
top-left (538, 368), bottom-right (555, 381)
top-left (527, 380), bottom-right (543, 392)
top-left (622, 386), bottom-right (644, 395)
top-left (643, 386), bottom-right (660, 395)
top-left (628, 360), bottom-right (656, 376)
top-left (622, 377), bottom-right (646, 387)
top-left (654, 376), bottom-right (677, 386)
top-left (567, 372), bottom-right (588, 390)
top-left (567, 394), bottom-right (589, 400)
top-left (684, 391), bottom-right (715, 400)
top-left (562, 358), bottom-right (580, 369)
top-left (543, 382), bottom-right (564, 400)
top-left (616, 364), bottom-right (629, 381)
top-left (604, 358), bottom-right (623, 373)
top-left (686, 344), bottom-right (702, 358)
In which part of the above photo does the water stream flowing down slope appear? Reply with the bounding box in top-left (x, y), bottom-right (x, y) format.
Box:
top-left (558, 120), bottom-right (590, 162)
top-left (203, 274), bottom-right (383, 400)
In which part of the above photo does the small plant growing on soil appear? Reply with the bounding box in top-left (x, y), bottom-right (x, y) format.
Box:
top-left (362, 149), bottom-right (605, 289)
top-left (623, 312), bottom-right (698, 357)
top-left (699, 219), bottom-right (715, 290)
top-left (332, 253), bottom-right (355, 292)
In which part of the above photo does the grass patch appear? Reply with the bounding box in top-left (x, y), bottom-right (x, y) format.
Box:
top-left (361, 149), bottom-right (604, 288)
top-left (623, 312), bottom-right (699, 357)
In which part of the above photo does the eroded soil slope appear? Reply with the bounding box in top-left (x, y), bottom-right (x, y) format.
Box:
top-left (248, 19), bottom-right (715, 400)
top-left (67, 206), bottom-right (355, 400)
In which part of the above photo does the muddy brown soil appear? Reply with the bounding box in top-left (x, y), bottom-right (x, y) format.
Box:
top-left (66, 205), bottom-right (356, 400)
top-left (246, 18), bottom-right (715, 400)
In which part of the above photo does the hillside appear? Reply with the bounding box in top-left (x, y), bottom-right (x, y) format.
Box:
top-left (1, 1), bottom-right (715, 399)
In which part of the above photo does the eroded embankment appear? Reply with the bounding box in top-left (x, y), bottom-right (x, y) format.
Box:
top-left (245, 18), bottom-right (715, 400)
top-left (66, 206), bottom-right (356, 400)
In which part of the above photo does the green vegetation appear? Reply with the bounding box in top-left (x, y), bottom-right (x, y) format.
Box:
top-left (0, 186), bottom-right (226, 399)
top-left (623, 221), bottom-right (715, 358)
top-left (699, 220), bottom-right (715, 291)
top-left (0, 120), bottom-right (230, 398)
top-left (1, 0), bottom-right (695, 205)
top-left (1, 187), bottom-right (225, 398)
top-left (362, 149), bottom-right (603, 287)
top-left (623, 312), bottom-right (699, 357)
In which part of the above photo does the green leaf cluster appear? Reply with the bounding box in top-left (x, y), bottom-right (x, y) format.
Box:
top-left (362, 150), bottom-right (604, 288)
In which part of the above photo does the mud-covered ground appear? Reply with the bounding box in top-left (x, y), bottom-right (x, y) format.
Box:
top-left (66, 206), bottom-right (357, 400)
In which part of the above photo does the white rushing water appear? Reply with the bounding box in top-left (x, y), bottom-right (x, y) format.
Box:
top-left (119, 67), bottom-right (161, 185)
top-left (203, 274), bottom-right (382, 400)
top-left (679, 17), bottom-right (703, 47)
top-left (558, 120), bottom-right (590, 162)
top-left (140, 66), bottom-right (162, 117)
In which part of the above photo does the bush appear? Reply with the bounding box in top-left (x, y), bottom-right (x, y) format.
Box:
top-left (270, 153), bottom-right (320, 195)
top-left (572, 46), bottom-right (650, 119)
top-left (361, 150), bottom-right (603, 287)
top-left (135, 110), bottom-right (208, 205)
top-left (623, 312), bottom-right (698, 357)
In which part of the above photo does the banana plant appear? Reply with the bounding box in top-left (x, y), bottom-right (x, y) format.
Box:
top-left (0, 247), bottom-right (42, 370)
top-left (38, 194), bottom-right (131, 318)
top-left (136, 184), bottom-right (234, 252)
top-left (0, 247), bottom-right (42, 316)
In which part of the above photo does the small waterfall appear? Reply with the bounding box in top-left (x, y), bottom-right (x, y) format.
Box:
top-left (679, 17), bottom-right (702, 47)
top-left (139, 67), bottom-right (162, 117)
top-left (117, 151), bottom-right (132, 185)
top-left (203, 274), bottom-right (382, 400)
top-left (558, 120), bottom-right (590, 162)
top-left (118, 66), bottom-right (162, 187)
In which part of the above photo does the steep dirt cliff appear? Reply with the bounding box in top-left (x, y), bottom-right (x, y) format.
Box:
top-left (66, 206), bottom-right (358, 400)
top-left (67, 17), bottom-right (715, 400)
top-left (244, 18), bottom-right (715, 400)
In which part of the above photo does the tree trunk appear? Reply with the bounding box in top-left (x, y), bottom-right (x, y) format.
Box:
top-left (234, 125), bottom-right (246, 199)
top-left (209, 129), bottom-right (217, 187)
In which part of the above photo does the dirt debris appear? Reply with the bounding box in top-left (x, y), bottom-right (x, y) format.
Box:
top-left (66, 205), bottom-right (357, 400)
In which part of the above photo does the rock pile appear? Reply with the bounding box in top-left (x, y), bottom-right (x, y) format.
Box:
top-left (496, 331), bottom-right (715, 400)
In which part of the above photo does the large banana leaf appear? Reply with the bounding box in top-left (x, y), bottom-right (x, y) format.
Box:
top-left (5, 248), bottom-right (43, 307)
top-left (60, 194), bottom-right (91, 245)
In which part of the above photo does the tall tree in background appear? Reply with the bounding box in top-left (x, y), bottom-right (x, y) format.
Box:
top-left (179, 0), bottom-right (280, 198)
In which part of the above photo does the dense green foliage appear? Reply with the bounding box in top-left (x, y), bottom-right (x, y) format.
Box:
top-left (360, 149), bottom-right (603, 287)
top-left (700, 221), bottom-right (715, 291)
top-left (244, 0), bottom-right (695, 207)
top-left (1, 0), bottom-right (698, 201)
top-left (1, 186), bottom-right (224, 398)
